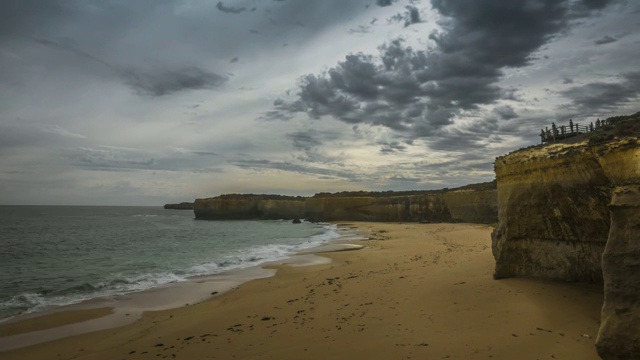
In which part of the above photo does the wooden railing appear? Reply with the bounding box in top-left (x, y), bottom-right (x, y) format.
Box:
top-left (540, 118), bottom-right (610, 144)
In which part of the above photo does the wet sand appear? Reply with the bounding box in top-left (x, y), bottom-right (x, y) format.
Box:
top-left (0, 222), bottom-right (603, 359)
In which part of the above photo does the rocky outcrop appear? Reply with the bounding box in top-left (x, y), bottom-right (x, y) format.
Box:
top-left (491, 112), bottom-right (640, 359)
top-left (194, 195), bottom-right (306, 220)
top-left (163, 202), bottom-right (194, 210)
top-left (597, 185), bottom-right (640, 359)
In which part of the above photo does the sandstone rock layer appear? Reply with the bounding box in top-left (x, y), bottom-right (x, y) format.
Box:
top-left (491, 131), bottom-right (639, 359)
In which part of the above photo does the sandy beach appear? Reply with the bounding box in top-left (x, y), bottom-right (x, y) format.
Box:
top-left (0, 222), bottom-right (603, 359)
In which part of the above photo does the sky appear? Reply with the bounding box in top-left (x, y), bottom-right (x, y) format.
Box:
top-left (1, 0), bottom-right (639, 206)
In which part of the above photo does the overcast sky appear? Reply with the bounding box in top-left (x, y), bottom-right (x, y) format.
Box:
top-left (1, 0), bottom-right (639, 206)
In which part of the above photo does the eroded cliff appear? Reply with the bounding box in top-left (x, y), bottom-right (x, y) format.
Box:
top-left (194, 195), bottom-right (306, 220)
top-left (491, 112), bottom-right (640, 359)
top-left (194, 184), bottom-right (497, 223)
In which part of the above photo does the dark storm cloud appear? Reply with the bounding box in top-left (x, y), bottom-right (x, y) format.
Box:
top-left (594, 35), bottom-right (618, 45)
top-left (405, 6), bottom-right (422, 26)
top-left (389, 6), bottom-right (422, 27)
top-left (561, 71), bottom-right (640, 113)
top-left (216, 2), bottom-right (247, 14)
top-left (268, 0), bottom-right (617, 139)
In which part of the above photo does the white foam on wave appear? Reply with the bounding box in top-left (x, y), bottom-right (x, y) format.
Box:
top-left (185, 222), bottom-right (340, 276)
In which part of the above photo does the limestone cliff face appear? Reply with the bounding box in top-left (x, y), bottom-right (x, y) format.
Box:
top-left (304, 190), bottom-right (497, 223)
top-left (491, 134), bottom-right (640, 359)
top-left (492, 138), bottom-right (639, 282)
top-left (444, 190), bottom-right (499, 224)
top-left (304, 194), bottom-right (452, 222)
top-left (193, 186), bottom-right (497, 224)
top-left (194, 197), bottom-right (305, 220)
top-left (597, 185), bottom-right (640, 359)
top-left (491, 141), bottom-right (615, 282)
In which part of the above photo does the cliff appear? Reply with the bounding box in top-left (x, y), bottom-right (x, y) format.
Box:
top-left (304, 188), bottom-right (497, 223)
top-left (490, 112), bottom-right (640, 358)
top-left (163, 202), bottom-right (194, 210)
top-left (194, 195), bottom-right (306, 220)
top-left (193, 184), bottom-right (497, 224)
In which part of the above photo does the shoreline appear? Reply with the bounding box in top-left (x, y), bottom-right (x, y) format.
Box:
top-left (0, 223), bottom-right (360, 351)
top-left (0, 222), bottom-right (603, 359)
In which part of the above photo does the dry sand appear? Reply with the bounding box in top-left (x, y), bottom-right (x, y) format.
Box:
top-left (0, 222), bottom-right (603, 359)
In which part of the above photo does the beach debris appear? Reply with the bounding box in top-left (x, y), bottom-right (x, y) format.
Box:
top-left (582, 334), bottom-right (592, 339)
top-left (536, 327), bottom-right (553, 333)
top-left (211, 291), bottom-right (218, 295)
top-left (153, 343), bottom-right (164, 347)
top-left (183, 336), bottom-right (194, 341)
top-left (261, 316), bottom-right (273, 321)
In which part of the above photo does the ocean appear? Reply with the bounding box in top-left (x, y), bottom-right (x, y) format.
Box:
top-left (0, 206), bottom-right (340, 320)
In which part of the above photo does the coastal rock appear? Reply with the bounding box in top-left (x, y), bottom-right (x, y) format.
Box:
top-left (163, 202), bottom-right (194, 210)
top-left (491, 112), bottom-right (640, 359)
top-left (596, 186), bottom-right (640, 359)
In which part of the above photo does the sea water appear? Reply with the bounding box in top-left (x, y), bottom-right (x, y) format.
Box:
top-left (0, 206), bottom-right (339, 320)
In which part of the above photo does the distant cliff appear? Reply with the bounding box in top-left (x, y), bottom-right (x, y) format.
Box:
top-left (194, 195), bottom-right (306, 220)
top-left (163, 202), bottom-right (194, 210)
top-left (193, 183), bottom-right (497, 224)
top-left (490, 112), bottom-right (640, 359)
top-left (305, 187), bottom-right (497, 223)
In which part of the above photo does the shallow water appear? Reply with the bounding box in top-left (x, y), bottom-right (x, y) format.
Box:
top-left (0, 206), bottom-right (338, 319)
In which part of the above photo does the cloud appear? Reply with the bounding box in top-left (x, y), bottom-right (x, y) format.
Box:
top-left (287, 131), bottom-right (323, 151)
top-left (30, 37), bottom-right (227, 96)
top-left (404, 6), bottom-right (422, 27)
top-left (594, 35), bottom-right (618, 45)
top-left (216, 2), bottom-right (247, 14)
top-left (268, 0), bottom-right (617, 140)
top-left (376, 0), bottom-right (395, 7)
top-left (66, 146), bottom-right (224, 173)
top-left (493, 105), bottom-right (518, 120)
top-left (349, 25), bottom-right (372, 34)
top-left (389, 6), bottom-right (423, 27)
top-left (560, 71), bottom-right (640, 113)
top-left (121, 66), bottom-right (227, 97)
top-left (379, 141), bottom-right (408, 154)
top-left (232, 159), bottom-right (358, 180)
